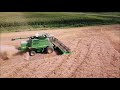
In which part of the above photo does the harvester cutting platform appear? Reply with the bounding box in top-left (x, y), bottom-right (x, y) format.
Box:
top-left (11, 33), bottom-right (71, 56)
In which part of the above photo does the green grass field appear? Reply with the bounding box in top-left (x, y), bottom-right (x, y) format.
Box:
top-left (0, 12), bottom-right (120, 32)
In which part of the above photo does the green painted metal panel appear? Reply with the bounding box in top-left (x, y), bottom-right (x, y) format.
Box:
top-left (31, 38), bottom-right (53, 49)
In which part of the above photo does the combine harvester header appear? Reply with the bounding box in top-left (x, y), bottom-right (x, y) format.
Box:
top-left (49, 37), bottom-right (71, 54)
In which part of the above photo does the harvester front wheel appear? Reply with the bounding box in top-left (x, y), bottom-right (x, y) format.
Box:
top-left (46, 47), bottom-right (54, 54)
top-left (29, 50), bottom-right (36, 56)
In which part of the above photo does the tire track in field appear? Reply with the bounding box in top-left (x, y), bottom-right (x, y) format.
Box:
top-left (46, 39), bottom-right (81, 78)
top-left (71, 38), bottom-right (101, 78)
top-left (71, 36), bottom-right (120, 78)
top-left (70, 36), bottom-right (97, 78)
top-left (47, 37), bottom-right (95, 78)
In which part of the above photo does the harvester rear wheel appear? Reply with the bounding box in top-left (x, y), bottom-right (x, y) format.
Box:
top-left (46, 47), bottom-right (54, 54)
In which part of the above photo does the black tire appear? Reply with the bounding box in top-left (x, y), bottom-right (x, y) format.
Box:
top-left (29, 50), bottom-right (36, 56)
top-left (46, 47), bottom-right (54, 54)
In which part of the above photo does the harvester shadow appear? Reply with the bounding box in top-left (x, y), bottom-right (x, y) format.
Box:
top-left (54, 47), bottom-right (63, 55)
top-left (13, 48), bottom-right (62, 56)
top-left (37, 49), bottom-right (62, 55)
top-left (34, 47), bottom-right (63, 55)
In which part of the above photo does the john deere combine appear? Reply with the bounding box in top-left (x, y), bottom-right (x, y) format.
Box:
top-left (11, 33), bottom-right (71, 56)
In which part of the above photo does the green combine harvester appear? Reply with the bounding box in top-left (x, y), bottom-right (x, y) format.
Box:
top-left (11, 33), bottom-right (71, 56)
